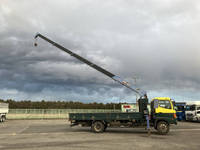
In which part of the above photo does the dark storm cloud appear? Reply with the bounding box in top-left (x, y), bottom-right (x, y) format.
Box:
top-left (0, 0), bottom-right (200, 102)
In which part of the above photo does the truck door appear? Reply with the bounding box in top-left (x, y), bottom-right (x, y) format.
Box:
top-left (156, 100), bottom-right (174, 114)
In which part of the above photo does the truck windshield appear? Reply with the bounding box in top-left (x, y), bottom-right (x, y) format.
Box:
top-left (176, 106), bottom-right (185, 111)
top-left (158, 100), bottom-right (171, 109)
top-left (186, 105), bottom-right (195, 111)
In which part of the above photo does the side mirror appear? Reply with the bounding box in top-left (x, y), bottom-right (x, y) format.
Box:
top-left (154, 100), bottom-right (159, 109)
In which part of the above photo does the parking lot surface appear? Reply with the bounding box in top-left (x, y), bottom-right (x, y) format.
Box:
top-left (0, 120), bottom-right (200, 150)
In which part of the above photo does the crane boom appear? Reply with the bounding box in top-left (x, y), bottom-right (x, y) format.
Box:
top-left (34, 33), bottom-right (147, 98)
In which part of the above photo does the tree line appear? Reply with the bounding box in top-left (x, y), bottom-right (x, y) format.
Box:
top-left (0, 99), bottom-right (121, 109)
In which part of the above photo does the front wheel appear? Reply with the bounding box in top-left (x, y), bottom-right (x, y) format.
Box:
top-left (156, 121), bottom-right (169, 135)
top-left (91, 121), bottom-right (105, 133)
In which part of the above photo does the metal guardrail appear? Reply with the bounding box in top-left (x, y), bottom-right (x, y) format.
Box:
top-left (9, 109), bottom-right (121, 114)
top-left (7, 109), bottom-right (121, 119)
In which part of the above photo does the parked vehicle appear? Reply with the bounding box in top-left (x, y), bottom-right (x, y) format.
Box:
top-left (70, 97), bottom-right (177, 135)
top-left (0, 103), bottom-right (9, 123)
top-left (185, 101), bottom-right (200, 122)
top-left (175, 102), bottom-right (186, 121)
top-left (34, 33), bottom-right (177, 134)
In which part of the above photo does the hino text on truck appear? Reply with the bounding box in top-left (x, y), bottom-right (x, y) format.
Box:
top-left (0, 102), bottom-right (9, 123)
top-left (34, 33), bottom-right (177, 135)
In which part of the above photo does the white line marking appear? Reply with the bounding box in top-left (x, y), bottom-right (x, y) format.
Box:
top-left (171, 128), bottom-right (200, 131)
top-left (17, 125), bottom-right (30, 134)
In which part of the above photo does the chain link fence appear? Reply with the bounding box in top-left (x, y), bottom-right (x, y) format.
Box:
top-left (7, 109), bottom-right (121, 119)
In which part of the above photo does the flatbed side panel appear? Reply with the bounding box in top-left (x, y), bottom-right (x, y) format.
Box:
top-left (69, 112), bottom-right (143, 121)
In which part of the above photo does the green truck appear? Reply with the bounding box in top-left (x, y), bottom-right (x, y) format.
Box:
top-left (69, 97), bottom-right (177, 134)
top-left (34, 33), bottom-right (177, 135)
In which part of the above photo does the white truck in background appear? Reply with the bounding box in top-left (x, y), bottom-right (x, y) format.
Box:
top-left (0, 103), bottom-right (9, 123)
top-left (185, 101), bottom-right (200, 122)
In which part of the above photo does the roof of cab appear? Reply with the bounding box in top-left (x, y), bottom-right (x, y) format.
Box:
top-left (152, 97), bottom-right (171, 100)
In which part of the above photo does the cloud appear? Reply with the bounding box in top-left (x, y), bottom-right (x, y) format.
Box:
top-left (0, 0), bottom-right (200, 102)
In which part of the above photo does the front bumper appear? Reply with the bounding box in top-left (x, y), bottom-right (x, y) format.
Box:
top-left (186, 116), bottom-right (200, 121)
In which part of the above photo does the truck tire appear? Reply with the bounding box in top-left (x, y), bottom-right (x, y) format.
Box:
top-left (91, 121), bottom-right (105, 133)
top-left (156, 121), bottom-right (169, 135)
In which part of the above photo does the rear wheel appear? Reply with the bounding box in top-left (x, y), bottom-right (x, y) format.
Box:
top-left (91, 121), bottom-right (105, 133)
top-left (157, 121), bottom-right (169, 135)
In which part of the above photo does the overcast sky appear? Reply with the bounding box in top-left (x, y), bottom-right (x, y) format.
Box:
top-left (0, 0), bottom-right (200, 103)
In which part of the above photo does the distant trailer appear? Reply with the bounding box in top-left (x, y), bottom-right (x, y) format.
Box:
top-left (0, 103), bottom-right (9, 123)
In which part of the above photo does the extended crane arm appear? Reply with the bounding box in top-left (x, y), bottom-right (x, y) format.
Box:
top-left (34, 33), bottom-right (147, 98)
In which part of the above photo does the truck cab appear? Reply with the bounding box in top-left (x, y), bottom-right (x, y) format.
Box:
top-left (174, 102), bottom-right (186, 121)
top-left (150, 97), bottom-right (177, 133)
top-left (185, 101), bottom-right (200, 122)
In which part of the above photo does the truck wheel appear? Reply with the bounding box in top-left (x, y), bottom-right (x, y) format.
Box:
top-left (157, 121), bottom-right (169, 135)
top-left (91, 121), bottom-right (105, 133)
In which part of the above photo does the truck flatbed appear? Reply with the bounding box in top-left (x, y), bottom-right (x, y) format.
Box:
top-left (69, 112), bottom-right (144, 121)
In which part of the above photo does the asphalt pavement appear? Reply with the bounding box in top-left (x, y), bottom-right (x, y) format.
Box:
top-left (0, 120), bottom-right (200, 150)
